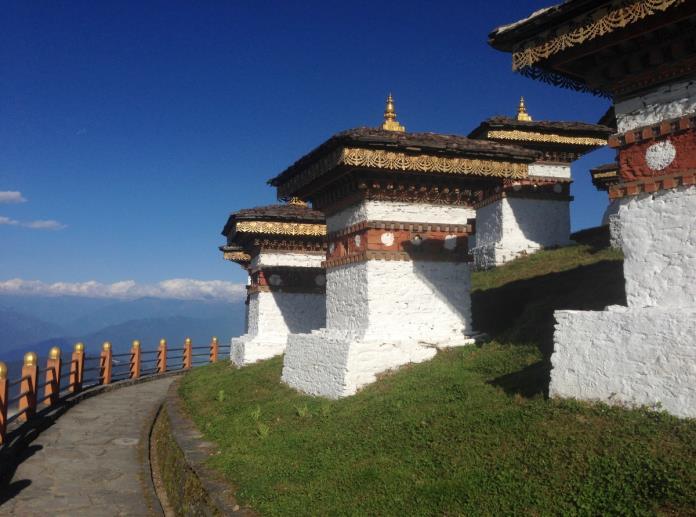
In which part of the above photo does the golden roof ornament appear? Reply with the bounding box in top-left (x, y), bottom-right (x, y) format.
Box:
top-left (516, 96), bottom-right (532, 121)
top-left (382, 93), bottom-right (405, 132)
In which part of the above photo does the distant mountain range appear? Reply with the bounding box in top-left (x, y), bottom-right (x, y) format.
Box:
top-left (0, 295), bottom-right (246, 364)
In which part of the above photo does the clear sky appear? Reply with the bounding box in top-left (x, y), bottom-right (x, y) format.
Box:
top-left (1, 0), bottom-right (614, 293)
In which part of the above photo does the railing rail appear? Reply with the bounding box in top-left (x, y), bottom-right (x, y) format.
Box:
top-left (0, 335), bottom-right (222, 445)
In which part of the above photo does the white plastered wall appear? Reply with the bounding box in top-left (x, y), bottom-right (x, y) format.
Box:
top-left (615, 75), bottom-right (696, 133)
top-left (472, 193), bottom-right (571, 269)
top-left (282, 200), bottom-right (476, 398)
top-left (551, 186), bottom-right (696, 418)
top-left (231, 249), bottom-right (326, 366)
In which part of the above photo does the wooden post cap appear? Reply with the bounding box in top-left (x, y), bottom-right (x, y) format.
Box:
top-left (24, 352), bottom-right (38, 367)
top-left (0, 361), bottom-right (6, 379)
top-left (159, 339), bottom-right (167, 346)
top-left (212, 336), bottom-right (218, 343)
top-left (74, 342), bottom-right (85, 353)
top-left (102, 341), bottom-right (112, 351)
top-left (132, 339), bottom-right (140, 348)
top-left (49, 347), bottom-right (61, 360)
top-left (185, 337), bottom-right (192, 345)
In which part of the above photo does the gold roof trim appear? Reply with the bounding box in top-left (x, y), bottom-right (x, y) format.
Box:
top-left (223, 251), bottom-right (252, 263)
top-left (487, 130), bottom-right (607, 146)
top-left (593, 171), bottom-right (618, 178)
top-left (342, 147), bottom-right (528, 178)
top-left (236, 220), bottom-right (327, 236)
top-left (512, 0), bottom-right (686, 70)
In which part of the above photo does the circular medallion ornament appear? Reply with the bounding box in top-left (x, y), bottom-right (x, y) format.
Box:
top-left (381, 232), bottom-right (395, 246)
top-left (354, 235), bottom-right (361, 247)
top-left (411, 234), bottom-right (423, 246)
top-left (645, 140), bottom-right (676, 171)
top-left (269, 274), bottom-right (282, 286)
top-left (553, 183), bottom-right (563, 193)
top-left (315, 274), bottom-right (326, 286)
top-left (444, 235), bottom-right (458, 251)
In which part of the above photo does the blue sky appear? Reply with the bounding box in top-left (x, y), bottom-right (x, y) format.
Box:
top-left (1, 0), bottom-right (614, 293)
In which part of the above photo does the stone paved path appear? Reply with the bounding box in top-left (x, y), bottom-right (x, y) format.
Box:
top-left (0, 377), bottom-right (174, 516)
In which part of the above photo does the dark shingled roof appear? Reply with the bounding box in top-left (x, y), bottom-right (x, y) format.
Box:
top-left (468, 116), bottom-right (613, 140)
top-left (489, 0), bottom-right (608, 51)
top-left (590, 162), bottom-right (618, 173)
top-left (269, 126), bottom-right (539, 187)
top-left (221, 203), bottom-right (324, 237)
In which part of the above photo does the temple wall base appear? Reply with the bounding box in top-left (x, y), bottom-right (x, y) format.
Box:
top-left (550, 306), bottom-right (696, 418)
top-left (230, 291), bottom-right (325, 366)
top-left (282, 329), bottom-right (475, 399)
top-left (472, 197), bottom-right (571, 268)
top-left (282, 259), bottom-right (474, 398)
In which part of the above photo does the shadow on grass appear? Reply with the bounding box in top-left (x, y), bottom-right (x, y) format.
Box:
top-left (473, 259), bottom-right (625, 398)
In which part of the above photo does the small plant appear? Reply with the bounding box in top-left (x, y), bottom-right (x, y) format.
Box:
top-left (256, 422), bottom-right (270, 439)
top-left (250, 405), bottom-right (261, 421)
top-left (295, 404), bottom-right (310, 418)
top-left (319, 402), bottom-right (331, 417)
top-left (217, 389), bottom-right (225, 403)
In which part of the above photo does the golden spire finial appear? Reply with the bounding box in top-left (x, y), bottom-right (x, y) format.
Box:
top-left (382, 93), bottom-right (405, 132)
top-left (517, 96), bottom-right (532, 121)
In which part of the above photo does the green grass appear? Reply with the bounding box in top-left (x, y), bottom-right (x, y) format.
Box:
top-left (180, 244), bottom-right (696, 516)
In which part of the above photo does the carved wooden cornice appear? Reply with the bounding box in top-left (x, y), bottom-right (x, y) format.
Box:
top-left (487, 130), bottom-right (607, 147)
top-left (277, 147), bottom-right (528, 198)
top-left (235, 220), bottom-right (326, 237)
top-left (511, 0), bottom-right (687, 71)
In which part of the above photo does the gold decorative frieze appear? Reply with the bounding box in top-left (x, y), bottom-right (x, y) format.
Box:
top-left (512, 0), bottom-right (686, 70)
top-left (341, 148), bottom-right (527, 178)
top-left (235, 221), bottom-right (326, 236)
top-left (223, 251), bottom-right (252, 262)
top-left (487, 130), bottom-right (607, 146)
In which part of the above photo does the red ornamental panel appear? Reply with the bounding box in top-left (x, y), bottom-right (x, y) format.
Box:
top-left (619, 129), bottom-right (696, 182)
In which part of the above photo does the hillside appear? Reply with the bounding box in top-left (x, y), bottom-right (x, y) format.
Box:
top-left (180, 243), bottom-right (695, 515)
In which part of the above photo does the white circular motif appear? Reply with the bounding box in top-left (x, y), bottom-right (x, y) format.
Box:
top-left (512, 183), bottom-right (522, 191)
top-left (411, 234), bottom-right (423, 246)
top-left (444, 235), bottom-right (458, 251)
top-left (354, 235), bottom-right (361, 247)
top-left (329, 243), bottom-right (335, 254)
top-left (381, 232), bottom-right (395, 246)
top-left (553, 183), bottom-right (562, 193)
top-left (314, 274), bottom-right (326, 286)
top-left (268, 274), bottom-right (282, 286)
top-left (645, 140), bottom-right (676, 171)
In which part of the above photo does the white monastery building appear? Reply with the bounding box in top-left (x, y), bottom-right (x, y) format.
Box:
top-left (221, 199), bottom-right (327, 366)
top-left (490, 0), bottom-right (696, 418)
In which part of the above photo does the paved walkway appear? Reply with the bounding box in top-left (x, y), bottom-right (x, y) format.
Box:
top-left (0, 377), bottom-right (174, 516)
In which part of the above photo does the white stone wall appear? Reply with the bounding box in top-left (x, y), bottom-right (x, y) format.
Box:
top-left (250, 251), bottom-right (324, 271)
top-left (327, 200), bottom-right (475, 233)
top-left (231, 290), bottom-right (325, 366)
top-left (602, 198), bottom-right (630, 249)
top-left (551, 306), bottom-right (696, 418)
top-left (620, 186), bottom-right (696, 308)
top-left (472, 197), bottom-right (571, 268)
top-left (615, 75), bottom-right (696, 133)
top-left (528, 163), bottom-right (571, 179)
top-left (326, 260), bottom-right (472, 342)
top-left (551, 186), bottom-right (696, 419)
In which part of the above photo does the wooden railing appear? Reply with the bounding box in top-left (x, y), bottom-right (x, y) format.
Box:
top-left (0, 336), bottom-right (228, 445)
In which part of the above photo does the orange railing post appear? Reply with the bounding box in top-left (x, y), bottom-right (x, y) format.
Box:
top-left (18, 352), bottom-right (39, 422)
top-left (44, 346), bottom-right (62, 407)
top-left (0, 362), bottom-right (8, 444)
top-left (100, 342), bottom-right (113, 385)
top-left (130, 340), bottom-right (141, 379)
top-left (70, 342), bottom-right (85, 393)
top-left (210, 336), bottom-right (218, 363)
top-left (157, 339), bottom-right (167, 374)
top-left (183, 337), bottom-right (192, 369)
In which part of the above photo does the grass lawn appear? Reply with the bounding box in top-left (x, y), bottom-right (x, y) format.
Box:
top-left (180, 244), bottom-right (696, 516)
